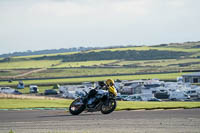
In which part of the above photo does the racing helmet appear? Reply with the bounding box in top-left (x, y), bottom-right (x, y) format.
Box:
top-left (106, 79), bottom-right (114, 86)
top-left (98, 81), bottom-right (105, 87)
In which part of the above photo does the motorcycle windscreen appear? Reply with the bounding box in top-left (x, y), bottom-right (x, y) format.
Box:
top-left (108, 86), bottom-right (117, 96)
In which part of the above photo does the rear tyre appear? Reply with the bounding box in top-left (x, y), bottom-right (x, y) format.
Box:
top-left (69, 98), bottom-right (85, 115)
top-left (101, 99), bottom-right (116, 114)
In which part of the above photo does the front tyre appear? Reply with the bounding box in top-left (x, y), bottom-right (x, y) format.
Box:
top-left (101, 99), bottom-right (116, 114)
top-left (69, 98), bottom-right (85, 115)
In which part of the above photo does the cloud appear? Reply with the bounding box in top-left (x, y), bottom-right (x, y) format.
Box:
top-left (0, 0), bottom-right (200, 53)
top-left (29, 1), bottom-right (91, 17)
top-left (28, 0), bottom-right (152, 18)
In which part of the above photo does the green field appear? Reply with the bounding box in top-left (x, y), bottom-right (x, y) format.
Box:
top-left (0, 60), bottom-right (61, 69)
top-left (0, 60), bottom-right (118, 70)
top-left (0, 99), bottom-right (72, 109)
top-left (27, 67), bottom-right (145, 78)
top-left (115, 59), bottom-right (200, 67)
top-left (0, 72), bottom-right (187, 87)
top-left (0, 44), bottom-right (200, 86)
top-left (0, 58), bottom-right (199, 80)
top-left (0, 99), bottom-right (200, 110)
top-left (6, 44), bottom-right (200, 60)
top-left (51, 60), bottom-right (118, 68)
top-left (0, 69), bottom-right (30, 76)
top-left (0, 58), bottom-right (199, 79)
top-left (91, 46), bottom-right (200, 53)
top-left (1, 58), bottom-right (199, 70)
top-left (1, 45), bottom-right (200, 70)
top-left (117, 101), bottom-right (200, 110)
top-left (12, 51), bottom-right (78, 59)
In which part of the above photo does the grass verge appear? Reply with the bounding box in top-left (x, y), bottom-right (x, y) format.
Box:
top-left (116, 101), bottom-right (200, 110)
top-left (0, 98), bottom-right (72, 109)
top-left (0, 98), bottom-right (200, 110)
top-left (0, 72), bottom-right (185, 86)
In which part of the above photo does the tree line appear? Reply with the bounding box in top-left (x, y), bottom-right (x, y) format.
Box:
top-left (32, 50), bottom-right (191, 62)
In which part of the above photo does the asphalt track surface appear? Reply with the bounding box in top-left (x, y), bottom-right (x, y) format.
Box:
top-left (0, 109), bottom-right (200, 133)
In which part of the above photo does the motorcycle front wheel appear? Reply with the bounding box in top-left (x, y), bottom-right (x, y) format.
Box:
top-left (69, 98), bottom-right (86, 115)
top-left (101, 99), bottom-right (116, 114)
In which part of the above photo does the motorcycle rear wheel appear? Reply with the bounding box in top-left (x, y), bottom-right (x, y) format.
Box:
top-left (101, 99), bottom-right (116, 114)
top-left (69, 98), bottom-right (85, 115)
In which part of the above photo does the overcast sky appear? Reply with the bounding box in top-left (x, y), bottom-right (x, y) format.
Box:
top-left (0, 0), bottom-right (200, 54)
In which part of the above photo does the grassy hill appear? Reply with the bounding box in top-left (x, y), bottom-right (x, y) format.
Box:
top-left (0, 41), bottom-right (200, 84)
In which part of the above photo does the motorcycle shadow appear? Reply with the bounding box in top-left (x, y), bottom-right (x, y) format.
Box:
top-left (39, 112), bottom-right (102, 118)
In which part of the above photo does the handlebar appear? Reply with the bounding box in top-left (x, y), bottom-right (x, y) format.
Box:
top-left (83, 89), bottom-right (88, 95)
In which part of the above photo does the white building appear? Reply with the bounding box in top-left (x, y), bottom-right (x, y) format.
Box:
top-left (182, 72), bottom-right (200, 83)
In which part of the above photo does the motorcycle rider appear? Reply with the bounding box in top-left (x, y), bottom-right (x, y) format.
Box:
top-left (95, 79), bottom-right (116, 90)
top-left (69, 79), bottom-right (117, 115)
top-left (87, 79), bottom-right (117, 106)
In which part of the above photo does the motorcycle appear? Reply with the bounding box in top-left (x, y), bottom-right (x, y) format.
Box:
top-left (69, 81), bottom-right (117, 115)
